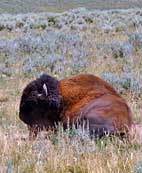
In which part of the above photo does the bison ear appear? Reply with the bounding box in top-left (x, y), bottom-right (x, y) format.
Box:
top-left (43, 83), bottom-right (48, 96)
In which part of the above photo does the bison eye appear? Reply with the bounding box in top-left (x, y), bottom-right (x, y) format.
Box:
top-left (38, 88), bottom-right (42, 94)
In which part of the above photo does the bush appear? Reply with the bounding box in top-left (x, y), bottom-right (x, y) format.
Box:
top-left (101, 72), bottom-right (142, 94)
top-left (23, 54), bottom-right (65, 75)
top-left (96, 41), bottom-right (133, 59)
top-left (127, 32), bottom-right (142, 51)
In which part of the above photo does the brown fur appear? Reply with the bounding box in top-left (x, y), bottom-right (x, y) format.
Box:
top-left (59, 74), bottom-right (132, 137)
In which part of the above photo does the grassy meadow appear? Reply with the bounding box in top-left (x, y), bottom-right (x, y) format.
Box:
top-left (0, 4), bottom-right (142, 173)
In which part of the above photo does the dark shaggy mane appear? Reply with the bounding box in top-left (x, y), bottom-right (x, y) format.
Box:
top-left (38, 73), bottom-right (61, 110)
top-left (19, 74), bottom-right (62, 125)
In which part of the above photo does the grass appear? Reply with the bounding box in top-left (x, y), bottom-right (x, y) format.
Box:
top-left (0, 121), bottom-right (142, 173)
top-left (0, 61), bottom-right (142, 173)
top-left (0, 7), bottom-right (142, 172)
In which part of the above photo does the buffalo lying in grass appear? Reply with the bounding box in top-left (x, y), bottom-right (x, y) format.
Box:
top-left (19, 74), bottom-right (132, 139)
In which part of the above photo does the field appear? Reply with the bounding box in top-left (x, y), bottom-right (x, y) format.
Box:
top-left (1, 0), bottom-right (142, 13)
top-left (0, 4), bottom-right (142, 173)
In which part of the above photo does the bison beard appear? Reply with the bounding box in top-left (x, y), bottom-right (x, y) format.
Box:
top-left (19, 74), bottom-right (132, 139)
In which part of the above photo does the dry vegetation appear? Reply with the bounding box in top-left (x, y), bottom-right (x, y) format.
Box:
top-left (0, 7), bottom-right (142, 173)
top-left (1, 0), bottom-right (142, 13)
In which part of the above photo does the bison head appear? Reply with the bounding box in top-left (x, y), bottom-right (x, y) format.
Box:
top-left (19, 74), bottom-right (62, 130)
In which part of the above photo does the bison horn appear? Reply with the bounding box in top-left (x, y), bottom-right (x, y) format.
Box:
top-left (43, 83), bottom-right (48, 96)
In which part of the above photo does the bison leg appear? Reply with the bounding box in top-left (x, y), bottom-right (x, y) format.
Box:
top-left (28, 125), bottom-right (39, 140)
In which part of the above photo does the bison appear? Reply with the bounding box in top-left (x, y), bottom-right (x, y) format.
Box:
top-left (19, 73), bottom-right (132, 139)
